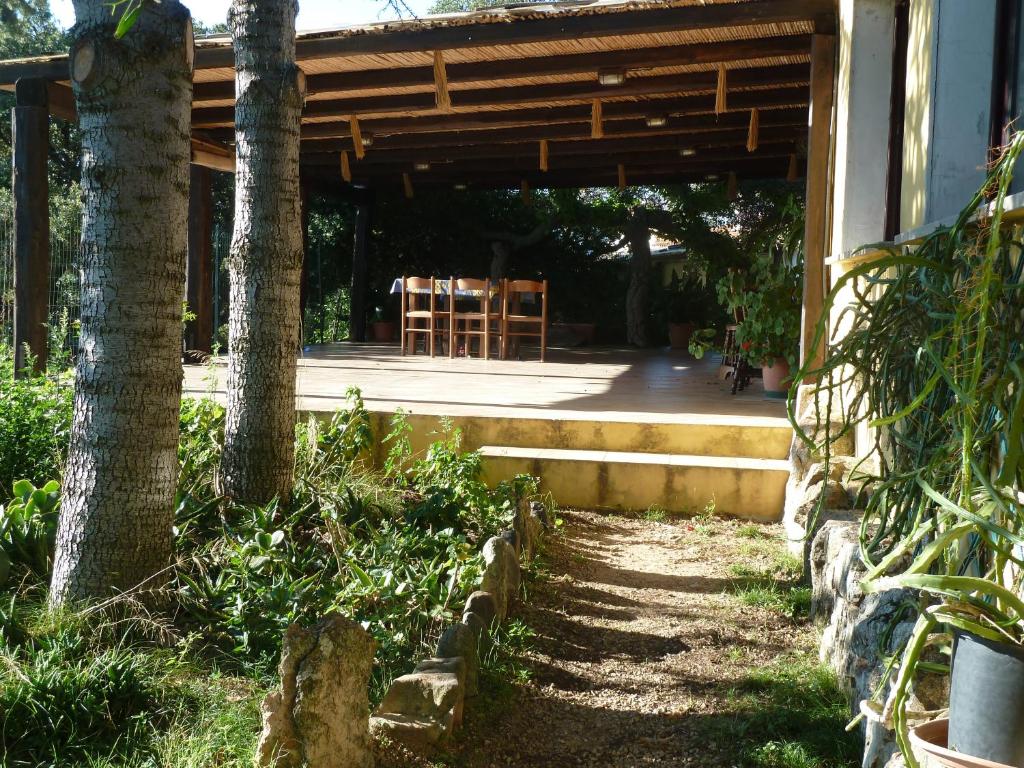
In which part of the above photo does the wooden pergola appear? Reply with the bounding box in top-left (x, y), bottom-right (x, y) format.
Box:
top-left (2, 0), bottom-right (836, 366)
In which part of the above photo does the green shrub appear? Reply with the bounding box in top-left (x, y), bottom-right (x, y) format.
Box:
top-left (177, 397), bottom-right (225, 502)
top-left (0, 380), bottom-right (542, 760)
top-left (172, 394), bottom-right (536, 697)
top-left (0, 479), bottom-right (60, 580)
top-left (0, 376), bottom-right (73, 493)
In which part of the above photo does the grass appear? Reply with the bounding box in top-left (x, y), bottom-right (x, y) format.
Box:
top-left (642, 505), bottom-right (668, 523)
top-left (0, 601), bottom-right (264, 768)
top-left (737, 523), bottom-right (769, 540)
top-left (727, 546), bottom-right (811, 620)
top-left (690, 501), bottom-right (719, 536)
top-left (717, 652), bottom-right (861, 768)
top-left (479, 619), bottom-right (536, 691)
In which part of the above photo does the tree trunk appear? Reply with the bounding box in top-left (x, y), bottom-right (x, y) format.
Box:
top-left (490, 241), bottom-right (511, 282)
top-left (625, 212), bottom-right (652, 347)
top-left (349, 201), bottom-right (371, 343)
top-left (50, 1), bottom-right (193, 604)
top-left (220, 0), bottom-right (304, 504)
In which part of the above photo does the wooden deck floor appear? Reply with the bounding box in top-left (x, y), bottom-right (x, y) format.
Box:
top-left (182, 343), bottom-right (788, 427)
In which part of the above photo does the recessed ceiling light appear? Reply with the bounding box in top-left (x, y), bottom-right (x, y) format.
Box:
top-left (679, 147), bottom-right (697, 157)
top-left (454, 183), bottom-right (467, 191)
top-left (361, 134), bottom-right (374, 148)
top-left (414, 162), bottom-right (431, 172)
top-left (645, 115), bottom-right (668, 128)
top-left (597, 69), bottom-right (626, 87)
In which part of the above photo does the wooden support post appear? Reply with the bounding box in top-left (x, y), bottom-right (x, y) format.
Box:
top-left (349, 199), bottom-right (373, 342)
top-left (12, 78), bottom-right (49, 378)
top-left (800, 34), bottom-right (836, 379)
top-left (299, 182), bottom-right (311, 331)
top-left (185, 164), bottom-right (214, 358)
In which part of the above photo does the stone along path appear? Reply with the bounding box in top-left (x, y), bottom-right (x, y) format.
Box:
top-left (379, 510), bottom-right (855, 768)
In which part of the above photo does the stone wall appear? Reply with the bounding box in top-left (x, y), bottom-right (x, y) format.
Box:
top-left (784, 387), bottom-right (942, 768)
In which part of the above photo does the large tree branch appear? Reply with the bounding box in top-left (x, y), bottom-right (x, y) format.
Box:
top-left (479, 215), bottom-right (555, 251)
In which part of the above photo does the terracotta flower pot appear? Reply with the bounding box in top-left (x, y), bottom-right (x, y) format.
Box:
top-left (668, 322), bottom-right (696, 351)
top-left (370, 321), bottom-right (397, 343)
top-left (911, 719), bottom-right (1018, 768)
top-left (760, 357), bottom-right (791, 398)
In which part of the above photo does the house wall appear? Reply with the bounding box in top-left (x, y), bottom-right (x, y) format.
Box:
top-left (831, 0), bottom-right (895, 257)
top-left (827, 0), bottom-right (898, 458)
top-left (825, 0), bottom-right (1001, 461)
top-left (900, 0), bottom-right (996, 230)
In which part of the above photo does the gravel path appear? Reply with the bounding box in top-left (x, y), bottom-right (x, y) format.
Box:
top-left (380, 510), bottom-right (824, 768)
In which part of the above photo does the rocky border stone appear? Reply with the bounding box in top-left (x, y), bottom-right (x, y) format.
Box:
top-left (256, 614), bottom-right (376, 768)
top-left (370, 493), bottom-right (550, 754)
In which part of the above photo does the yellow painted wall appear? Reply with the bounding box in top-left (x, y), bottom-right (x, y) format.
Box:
top-left (900, 0), bottom-right (937, 232)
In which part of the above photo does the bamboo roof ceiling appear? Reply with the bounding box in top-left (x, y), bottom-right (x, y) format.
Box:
top-left (0, 0), bottom-right (837, 190)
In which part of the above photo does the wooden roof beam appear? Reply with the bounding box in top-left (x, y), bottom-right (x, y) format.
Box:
top-left (280, 86), bottom-right (810, 141)
top-left (298, 108), bottom-right (808, 152)
top-left (0, 2), bottom-right (832, 87)
top-left (192, 0), bottom-right (833, 67)
top-left (304, 158), bottom-right (805, 190)
top-left (191, 34), bottom-right (813, 102)
top-left (193, 64), bottom-right (809, 127)
top-left (302, 147), bottom-right (797, 174)
top-left (301, 129), bottom-right (801, 164)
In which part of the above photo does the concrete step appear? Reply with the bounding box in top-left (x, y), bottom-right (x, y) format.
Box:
top-left (366, 410), bottom-right (793, 463)
top-left (480, 445), bottom-right (791, 521)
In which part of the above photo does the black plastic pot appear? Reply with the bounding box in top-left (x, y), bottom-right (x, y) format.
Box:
top-left (949, 630), bottom-right (1024, 767)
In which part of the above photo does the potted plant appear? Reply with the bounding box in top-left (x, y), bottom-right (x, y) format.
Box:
top-left (716, 219), bottom-right (803, 398)
top-left (369, 306), bottom-right (397, 343)
top-left (658, 269), bottom-right (716, 352)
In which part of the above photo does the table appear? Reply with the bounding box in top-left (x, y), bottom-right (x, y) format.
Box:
top-left (388, 278), bottom-right (497, 299)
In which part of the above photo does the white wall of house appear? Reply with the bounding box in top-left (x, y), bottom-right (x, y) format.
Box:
top-left (831, 0), bottom-right (895, 258)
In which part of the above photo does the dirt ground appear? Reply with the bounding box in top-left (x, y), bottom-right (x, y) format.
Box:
top-left (378, 510), bottom-right (852, 768)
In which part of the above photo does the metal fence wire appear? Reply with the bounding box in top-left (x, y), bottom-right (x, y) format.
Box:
top-left (0, 205), bottom-right (346, 363)
top-left (0, 201), bottom-right (82, 365)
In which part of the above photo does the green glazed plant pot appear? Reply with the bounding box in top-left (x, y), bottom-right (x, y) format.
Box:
top-left (760, 357), bottom-right (791, 398)
top-left (948, 631), bottom-right (1024, 767)
top-left (668, 322), bottom-right (696, 351)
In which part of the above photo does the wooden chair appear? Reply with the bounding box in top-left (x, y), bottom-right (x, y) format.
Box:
top-left (449, 277), bottom-right (498, 359)
top-left (400, 276), bottom-right (445, 356)
top-left (501, 279), bottom-right (548, 362)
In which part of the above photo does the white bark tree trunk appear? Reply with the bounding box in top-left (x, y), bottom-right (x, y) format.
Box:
top-left (626, 212), bottom-right (651, 347)
top-left (220, 0), bottom-right (304, 504)
top-left (50, 1), bottom-right (193, 604)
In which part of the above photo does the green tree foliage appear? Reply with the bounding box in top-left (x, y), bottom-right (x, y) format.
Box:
top-left (332, 181), bottom-right (800, 346)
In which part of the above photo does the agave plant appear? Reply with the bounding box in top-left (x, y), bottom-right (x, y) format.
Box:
top-left (791, 131), bottom-right (1024, 765)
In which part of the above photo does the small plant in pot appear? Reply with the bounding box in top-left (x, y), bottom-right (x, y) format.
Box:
top-left (716, 251), bottom-right (802, 398)
top-left (369, 306), bottom-right (397, 343)
top-left (662, 272), bottom-right (712, 352)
